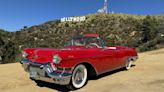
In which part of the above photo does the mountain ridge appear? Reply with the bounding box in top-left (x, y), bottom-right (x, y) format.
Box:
top-left (0, 13), bottom-right (164, 63)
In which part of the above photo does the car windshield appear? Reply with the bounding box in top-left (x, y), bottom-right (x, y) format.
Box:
top-left (66, 36), bottom-right (103, 48)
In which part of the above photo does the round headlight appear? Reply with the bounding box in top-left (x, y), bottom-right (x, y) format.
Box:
top-left (53, 55), bottom-right (62, 64)
top-left (22, 51), bottom-right (28, 58)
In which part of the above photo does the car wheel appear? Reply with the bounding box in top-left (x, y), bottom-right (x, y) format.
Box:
top-left (67, 64), bottom-right (87, 90)
top-left (125, 58), bottom-right (132, 70)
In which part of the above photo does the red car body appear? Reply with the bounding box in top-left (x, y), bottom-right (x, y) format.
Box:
top-left (21, 34), bottom-right (138, 89)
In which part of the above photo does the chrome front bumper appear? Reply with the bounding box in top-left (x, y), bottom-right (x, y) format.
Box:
top-left (20, 59), bottom-right (72, 85)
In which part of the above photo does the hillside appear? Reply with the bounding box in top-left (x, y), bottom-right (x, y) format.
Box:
top-left (0, 29), bottom-right (19, 63)
top-left (0, 13), bottom-right (164, 63)
top-left (0, 48), bottom-right (164, 92)
top-left (15, 14), bottom-right (164, 49)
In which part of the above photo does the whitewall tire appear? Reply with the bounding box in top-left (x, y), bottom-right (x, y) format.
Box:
top-left (67, 64), bottom-right (87, 90)
top-left (125, 58), bottom-right (132, 70)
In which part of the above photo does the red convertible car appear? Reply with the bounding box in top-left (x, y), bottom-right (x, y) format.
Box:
top-left (20, 34), bottom-right (138, 89)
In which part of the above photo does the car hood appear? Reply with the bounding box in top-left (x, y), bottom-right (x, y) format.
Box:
top-left (23, 48), bottom-right (59, 63)
top-left (23, 46), bottom-right (100, 64)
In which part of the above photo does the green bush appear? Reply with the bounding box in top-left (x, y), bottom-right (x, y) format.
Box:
top-left (1, 14), bottom-right (164, 64)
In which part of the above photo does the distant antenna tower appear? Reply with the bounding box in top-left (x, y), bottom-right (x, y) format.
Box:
top-left (97, 0), bottom-right (108, 14)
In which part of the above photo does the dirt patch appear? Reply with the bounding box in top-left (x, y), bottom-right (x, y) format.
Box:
top-left (148, 79), bottom-right (164, 86)
top-left (149, 50), bottom-right (164, 55)
top-left (0, 48), bottom-right (164, 92)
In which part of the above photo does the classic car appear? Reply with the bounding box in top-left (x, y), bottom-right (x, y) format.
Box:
top-left (20, 34), bottom-right (138, 90)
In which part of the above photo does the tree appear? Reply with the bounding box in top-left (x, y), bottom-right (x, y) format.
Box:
top-left (141, 15), bottom-right (159, 42)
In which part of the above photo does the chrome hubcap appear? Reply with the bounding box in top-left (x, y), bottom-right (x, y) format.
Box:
top-left (74, 68), bottom-right (84, 84)
top-left (72, 65), bottom-right (87, 88)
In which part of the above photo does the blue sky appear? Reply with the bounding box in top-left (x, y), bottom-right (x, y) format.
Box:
top-left (0, 0), bottom-right (164, 32)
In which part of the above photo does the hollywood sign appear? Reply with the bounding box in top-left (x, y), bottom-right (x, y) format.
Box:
top-left (61, 16), bottom-right (86, 22)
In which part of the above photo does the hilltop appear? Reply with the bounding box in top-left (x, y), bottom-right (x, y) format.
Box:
top-left (0, 13), bottom-right (164, 63)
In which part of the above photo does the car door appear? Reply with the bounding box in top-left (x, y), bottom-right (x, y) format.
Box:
top-left (99, 48), bottom-right (118, 73)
